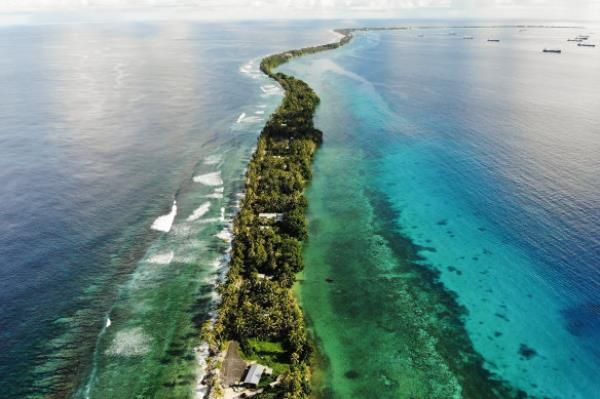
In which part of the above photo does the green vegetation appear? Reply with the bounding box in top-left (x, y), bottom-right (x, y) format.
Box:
top-left (244, 339), bottom-right (289, 376)
top-left (205, 30), bottom-right (353, 398)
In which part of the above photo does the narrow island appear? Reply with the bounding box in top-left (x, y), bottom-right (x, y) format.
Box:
top-left (199, 25), bottom-right (548, 399)
top-left (200, 30), bottom-right (354, 398)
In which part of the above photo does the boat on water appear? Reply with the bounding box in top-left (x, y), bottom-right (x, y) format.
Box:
top-left (463, 36), bottom-right (474, 40)
top-left (488, 39), bottom-right (500, 42)
top-left (543, 49), bottom-right (562, 53)
top-left (567, 39), bottom-right (583, 42)
top-left (578, 43), bottom-right (596, 47)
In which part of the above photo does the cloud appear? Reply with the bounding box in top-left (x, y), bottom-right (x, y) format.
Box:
top-left (0, 0), bottom-right (598, 20)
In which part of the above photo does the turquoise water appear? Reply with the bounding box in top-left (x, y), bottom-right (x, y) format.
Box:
top-left (282, 27), bottom-right (600, 398)
top-left (0, 20), bottom-right (334, 398)
top-left (4, 20), bottom-right (600, 399)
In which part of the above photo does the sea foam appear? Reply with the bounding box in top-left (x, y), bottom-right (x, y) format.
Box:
top-left (239, 60), bottom-right (261, 79)
top-left (148, 251), bottom-right (175, 265)
top-left (236, 112), bottom-right (246, 123)
top-left (240, 116), bottom-right (263, 124)
top-left (187, 202), bottom-right (211, 222)
top-left (204, 187), bottom-right (224, 199)
top-left (203, 154), bottom-right (221, 165)
top-left (260, 85), bottom-right (282, 96)
top-left (194, 342), bottom-right (211, 398)
top-left (193, 171), bottom-right (223, 186)
top-left (204, 193), bottom-right (224, 199)
top-left (216, 228), bottom-right (232, 242)
top-left (105, 327), bottom-right (151, 357)
top-left (151, 201), bottom-right (177, 232)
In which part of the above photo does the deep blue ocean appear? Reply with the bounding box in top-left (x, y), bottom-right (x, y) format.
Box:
top-left (0, 20), bottom-right (334, 398)
top-left (282, 26), bottom-right (600, 398)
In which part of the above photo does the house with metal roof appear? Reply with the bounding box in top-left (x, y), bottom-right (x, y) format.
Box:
top-left (243, 364), bottom-right (265, 386)
top-left (258, 213), bottom-right (284, 222)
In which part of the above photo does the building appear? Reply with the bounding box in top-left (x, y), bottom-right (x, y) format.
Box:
top-left (258, 213), bottom-right (284, 222)
top-left (243, 364), bottom-right (265, 387)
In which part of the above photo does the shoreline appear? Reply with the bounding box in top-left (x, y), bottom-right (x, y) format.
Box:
top-left (289, 27), bottom-right (548, 398)
top-left (198, 23), bottom-right (582, 398)
top-left (198, 28), bottom-right (354, 398)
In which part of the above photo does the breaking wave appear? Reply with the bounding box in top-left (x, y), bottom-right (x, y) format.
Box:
top-left (193, 171), bottom-right (223, 186)
top-left (239, 59), bottom-right (261, 79)
top-left (203, 154), bottom-right (222, 165)
top-left (187, 202), bottom-right (211, 222)
top-left (148, 251), bottom-right (175, 265)
top-left (260, 84), bottom-right (282, 97)
top-left (240, 115), bottom-right (264, 124)
top-left (151, 201), bottom-right (177, 232)
top-left (194, 343), bottom-right (211, 398)
top-left (105, 327), bottom-right (151, 357)
top-left (216, 228), bottom-right (232, 242)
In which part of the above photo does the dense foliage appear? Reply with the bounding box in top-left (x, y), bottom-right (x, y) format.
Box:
top-left (206, 30), bottom-right (353, 398)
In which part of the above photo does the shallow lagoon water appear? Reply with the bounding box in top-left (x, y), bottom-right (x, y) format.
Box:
top-left (283, 27), bottom-right (600, 398)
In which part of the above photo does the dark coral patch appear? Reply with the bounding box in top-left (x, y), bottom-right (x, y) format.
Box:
top-left (495, 313), bottom-right (509, 322)
top-left (518, 344), bottom-right (537, 360)
top-left (344, 370), bottom-right (360, 379)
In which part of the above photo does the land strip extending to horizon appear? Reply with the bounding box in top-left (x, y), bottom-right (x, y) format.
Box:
top-left (196, 24), bottom-right (587, 398)
top-left (198, 27), bottom-right (354, 399)
top-left (2, 17), bottom-right (598, 399)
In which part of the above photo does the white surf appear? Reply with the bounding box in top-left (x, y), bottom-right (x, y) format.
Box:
top-left (151, 201), bottom-right (177, 232)
top-left (187, 202), bottom-right (211, 222)
top-left (193, 171), bottom-right (223, 186)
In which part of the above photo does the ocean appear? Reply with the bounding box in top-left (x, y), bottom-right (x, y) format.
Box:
top-left (3, 19), bottom-right (600, 399)
top-left (0, 19), bottom-right (334, 399)
top-left (281, 26), bottom-right (600, 398)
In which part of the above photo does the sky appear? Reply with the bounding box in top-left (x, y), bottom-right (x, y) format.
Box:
top-left (0, 0), bottom-right (599, 21)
